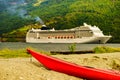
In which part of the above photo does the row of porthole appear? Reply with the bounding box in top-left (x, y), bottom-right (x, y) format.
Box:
top-left (48, 36), bottom-right (75, 39)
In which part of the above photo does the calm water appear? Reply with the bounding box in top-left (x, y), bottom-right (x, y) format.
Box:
top-left (0, 42), bottom-right (120, 51)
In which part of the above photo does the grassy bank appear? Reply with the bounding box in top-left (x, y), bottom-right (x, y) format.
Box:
top-left (94, 46), bottom-right (120, 53)
top-left (0, 46), bottom-right (120, 58)
top-left (0, 48), bottom-right (51, 58)
top-left (0, 48), bottom-right (30, 58)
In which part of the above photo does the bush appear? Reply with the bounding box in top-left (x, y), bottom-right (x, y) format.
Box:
top-left (94, 46), bottom-right (120, 53)
top-left (68, 43), bottom-right (76, 53)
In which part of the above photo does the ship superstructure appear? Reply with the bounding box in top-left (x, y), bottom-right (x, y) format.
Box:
top-left (26, 23), bottom-right (111, 43)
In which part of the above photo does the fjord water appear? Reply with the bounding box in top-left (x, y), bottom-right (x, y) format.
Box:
top-left (0, 42), bottom-right (120, 52)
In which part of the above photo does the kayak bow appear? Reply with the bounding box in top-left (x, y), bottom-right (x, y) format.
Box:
top-left (27, 49), bottom-right (120, 80)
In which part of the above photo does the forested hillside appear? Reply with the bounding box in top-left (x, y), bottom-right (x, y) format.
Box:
top-left (0, 0), bottom-right (120, 42)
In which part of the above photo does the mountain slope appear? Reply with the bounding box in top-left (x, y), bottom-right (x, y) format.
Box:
top-left (0, 0), bottom-right (120, 42)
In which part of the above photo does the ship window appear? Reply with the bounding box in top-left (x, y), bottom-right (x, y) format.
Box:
top-left (98, 40), bottom-right (101, 43)
top-left (64, 36), bottom-right (66, 39)
top-left (55, 36), bottom-right (57, 39)
top-left (61, 36), bottom-right (63, 39)
top-left (89, 31), bottom-right (93, 33)
top-left (48, 36), bottom-right (51, 39)
top-left (67, 36), bottom-right (69, 39)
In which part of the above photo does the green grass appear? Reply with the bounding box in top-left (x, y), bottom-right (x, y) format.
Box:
top-left (94, 46), bottom-right (120, 53)
top-left (1, 46), bottom-right (120, 58)
top-left (0, 48), bottom-right (51, 58)
top-left (68, 43), bottom-right (76, 53)
top-left (0, 48), bottom-right (30, 58)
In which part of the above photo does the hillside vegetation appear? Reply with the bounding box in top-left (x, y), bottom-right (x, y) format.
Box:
top-left (0, 0), bottom-right (120, 42)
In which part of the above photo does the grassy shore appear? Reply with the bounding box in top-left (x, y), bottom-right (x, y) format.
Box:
top-left (0, 48), bottom-right (30, 58)
top-left (94, 46), bottom-right (120, 53)
top-left (0, 48), bottom-right (51, 58)
top-left (0, 46), bottom-right (120, 58)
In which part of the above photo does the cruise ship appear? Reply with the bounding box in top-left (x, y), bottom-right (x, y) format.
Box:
top-left (26, 23), bottom-right (112, 43)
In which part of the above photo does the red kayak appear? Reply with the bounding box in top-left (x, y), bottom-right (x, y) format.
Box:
top-left (27, 49), bottom-right (120, 80)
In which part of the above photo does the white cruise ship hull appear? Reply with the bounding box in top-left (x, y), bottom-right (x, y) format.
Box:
top-left (26, 23), bottom-right (112, 44)
top-left (26, 36), bottom-right (111, 44)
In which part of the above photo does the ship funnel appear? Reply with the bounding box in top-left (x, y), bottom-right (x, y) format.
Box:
top-left (41, 25), bottom-right (50, 30)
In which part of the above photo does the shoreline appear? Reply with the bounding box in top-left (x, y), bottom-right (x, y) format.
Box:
top-left (0, 52), bottom-right (120, 80)
top-left (0, 42), bottom-right (120, 52)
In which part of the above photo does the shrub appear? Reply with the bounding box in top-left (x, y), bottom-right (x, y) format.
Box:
top-left (68, 43), bottom-right (76, 53)
top-left (94, 46), bottom-right (120, 53)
